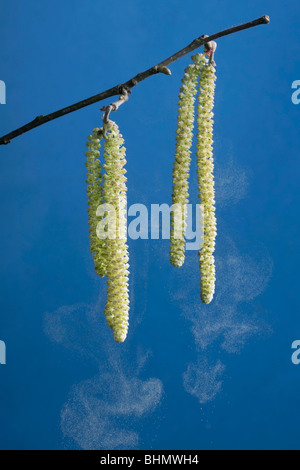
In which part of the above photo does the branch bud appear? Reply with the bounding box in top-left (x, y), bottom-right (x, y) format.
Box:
top-left (157, 65), bottom-right (172, 75)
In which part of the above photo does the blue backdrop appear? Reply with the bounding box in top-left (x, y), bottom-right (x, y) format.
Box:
top-left (0, 0), bottom-right (299, 450)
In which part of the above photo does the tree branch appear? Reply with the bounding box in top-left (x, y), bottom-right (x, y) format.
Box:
top-left (0, 15), bottom-right (269, 146)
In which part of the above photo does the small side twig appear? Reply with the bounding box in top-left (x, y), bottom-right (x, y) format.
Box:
top-left (202, 35), bottom-right (217, 66)
top-left (101, 87), bottom-right (131, 127)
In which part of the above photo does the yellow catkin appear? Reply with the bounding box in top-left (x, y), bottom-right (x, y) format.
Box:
top-left (85, 128), bottom-right (106, 277)
top-left (170, 59), bottom-right (204, 268)
top-left (103, 122), bottom-right (130, 343)
top-left (195, 54), bottom-right (217, 304)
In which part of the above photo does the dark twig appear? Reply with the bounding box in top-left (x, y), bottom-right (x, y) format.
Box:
top-left (0, 15), bottom-right (269, 146)
top-left (101, 87), bottom-right (130, 127)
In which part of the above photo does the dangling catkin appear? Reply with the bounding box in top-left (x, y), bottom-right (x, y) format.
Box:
top-left (103, 121), bottom-right (130, 343)
top-left (196, 54), bottom-right (217, 304)
top-left (85, 128), bottom-right (106, 277)
top-left (170, 59), bottom-right (204, 268)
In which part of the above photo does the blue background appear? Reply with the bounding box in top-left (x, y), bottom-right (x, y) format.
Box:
top-left (0, 0), bottom-right (299, 450)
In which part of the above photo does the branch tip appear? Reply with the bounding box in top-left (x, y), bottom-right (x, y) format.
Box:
top-left (262, 15), bottom-right (270, 24)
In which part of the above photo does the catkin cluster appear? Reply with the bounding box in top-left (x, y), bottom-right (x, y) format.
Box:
top-left (85, 122), bottom-right (129, 343)
top-left (170, 59), bottom-right (203, 267)
top-left (196, 56), bottom-right (217, 304)
top-left (170, 52), bottom-right (217, 304)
